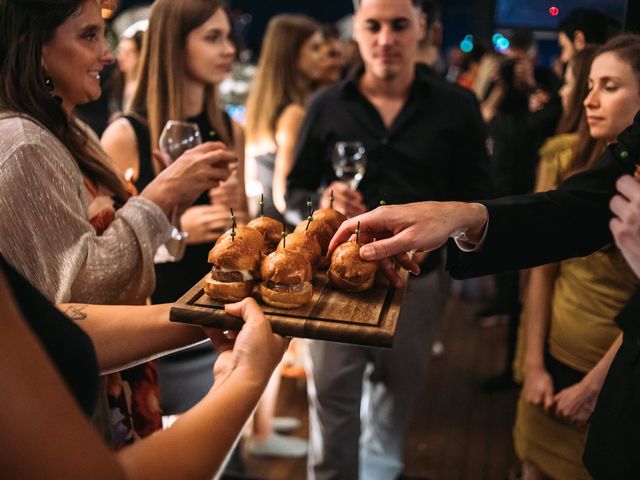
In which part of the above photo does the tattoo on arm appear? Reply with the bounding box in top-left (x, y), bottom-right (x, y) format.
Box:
top-left (64, 305), bottom-right (88, 321)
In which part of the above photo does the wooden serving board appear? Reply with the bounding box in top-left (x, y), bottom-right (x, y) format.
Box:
top-left (170, 270), bottom-right (407, 348)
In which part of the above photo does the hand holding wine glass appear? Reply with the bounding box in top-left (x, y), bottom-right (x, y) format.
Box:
top-left (139, 124), bottom-right (236, 223)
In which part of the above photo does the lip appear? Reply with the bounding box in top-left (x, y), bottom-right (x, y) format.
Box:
top-left (587, 115), bottom-right (605, 123)
top-left (216, 63), bottom-right (232, 72)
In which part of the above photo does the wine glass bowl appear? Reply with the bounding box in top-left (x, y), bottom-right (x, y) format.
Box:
top-left (159, 120), bottom-right (202, 242)
top-left (331, 141), bottom-right (367, 190)
top-left (159, 120), bottom-right (202, 163)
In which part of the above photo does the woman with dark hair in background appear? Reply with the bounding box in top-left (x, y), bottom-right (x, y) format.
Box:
top-left (0, 0), bottom-right (235, 446)
top-left (245, 14), bottom-right (324, 223)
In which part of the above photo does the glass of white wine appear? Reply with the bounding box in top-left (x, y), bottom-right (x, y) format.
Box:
top-left (159, 120), bottom-right (202, 241)
top-left (331, 141), bottom-right (367, 190)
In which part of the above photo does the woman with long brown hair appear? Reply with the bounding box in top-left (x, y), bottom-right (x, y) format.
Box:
top-left (101, 0), bottom-right (250, 423)
top-left (515, 35), bottom-right (640, 479)
top-left (245, 14), bottom-right (324, 222)
top-left (0, 0), bottom-right (235, 446)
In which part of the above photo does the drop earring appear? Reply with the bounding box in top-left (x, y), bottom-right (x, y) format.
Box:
top-left (44, 75), bottom-right (63, 104)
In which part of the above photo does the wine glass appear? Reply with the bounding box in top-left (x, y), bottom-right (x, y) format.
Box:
top-left (159, 120), bottom-right (202, 162)
top-left (331, 141), bottom-right (367, 190)
top-left (159, 120), bottom-right (202, 241)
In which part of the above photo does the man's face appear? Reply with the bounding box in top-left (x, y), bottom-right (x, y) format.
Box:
top-left (353, 0), bottom-right (425, 81)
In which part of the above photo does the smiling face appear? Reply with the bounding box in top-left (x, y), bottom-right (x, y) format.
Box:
top-left (184, 8), bottom-right (236, 86)
top-left (297, 30), bottom-right (325, 81)
top-left (41, 0), bottom-right (114, 113)
top-left (584, 52), bottom-right (640, 143)
top-left (353, 0), bottom-right (425, 82)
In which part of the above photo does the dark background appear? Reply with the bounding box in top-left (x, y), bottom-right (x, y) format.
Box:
top-left (114, 0), bottom-right (636, 66)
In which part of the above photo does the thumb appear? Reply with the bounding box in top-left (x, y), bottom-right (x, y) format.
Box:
top-left (544, 389), bottom-right (555, 412)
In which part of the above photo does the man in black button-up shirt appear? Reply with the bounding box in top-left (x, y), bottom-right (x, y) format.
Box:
top-left (286, 1), bottom-right (491, 478)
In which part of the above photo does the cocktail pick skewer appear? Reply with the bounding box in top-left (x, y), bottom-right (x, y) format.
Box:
top-left (230, 208), bottom-right (236, 242)
top-left (305, 208), bottom-right (315, 231)
top-left (260, 194), bottom-right (264, 217)
top-left (330, 190), bottom-right (334, 209)
top-left (356, 221), bottom-right (361, 244)
top-left (282, 230), bottom-right (288, 249)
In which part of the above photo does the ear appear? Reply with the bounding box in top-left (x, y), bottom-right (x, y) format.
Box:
top-left (417, 12), bottom-right (426, 42)
top-left (573, 30), bottom-right (586, 51)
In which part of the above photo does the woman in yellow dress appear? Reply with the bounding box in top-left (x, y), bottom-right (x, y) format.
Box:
top-left (514, 36), bottom-right (640, 479)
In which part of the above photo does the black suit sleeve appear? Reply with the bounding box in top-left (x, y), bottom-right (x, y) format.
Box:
top-left (447, 110), bottom-right (640, 279)
top-left (451, 93), bottom-right (493, 201)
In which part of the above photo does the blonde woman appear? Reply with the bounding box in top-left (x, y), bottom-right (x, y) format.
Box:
top-left (245, 14), bottom-right (324, 222)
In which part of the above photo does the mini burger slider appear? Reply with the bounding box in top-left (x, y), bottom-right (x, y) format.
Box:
top-left (276, 231), bottom-right (321, 270)
top-left (205, 226), bottom-right (264, 302)
top-left (260, 250), bottom-right (313, 309)
top-left (328, 238), bottom-right (378, 292)
top-left (247, 216), bottom-right (283, 255)
top-left (294, 216), bottom-right (334, 268)
top-left (313, 207), bottom-right (347, 235)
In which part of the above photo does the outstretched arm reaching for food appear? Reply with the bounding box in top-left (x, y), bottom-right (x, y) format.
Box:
top-left (328, 201), bottom-right (489, 287)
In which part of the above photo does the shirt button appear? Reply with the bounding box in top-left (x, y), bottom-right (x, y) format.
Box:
top-left (620, 149), bottom-right (629, 159)
top-left (381, 137), bottom-right (389, 145)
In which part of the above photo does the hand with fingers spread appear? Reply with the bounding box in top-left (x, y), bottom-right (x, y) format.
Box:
top-left (140, 141), bottom-right (237, 218)
top-left (207, 298), bottom-right (287, 389)
top-left (320, 181), bottom-right (367, 218)
top-left (610, 174), bottom-right (640, 278)
top-left (328, 201), bottom-right (489, 286)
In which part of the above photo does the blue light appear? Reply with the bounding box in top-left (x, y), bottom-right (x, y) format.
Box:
top-left (497, 37), bottom-right (510, 50)
top-left (492, 33), bottom-right (504, 45)
top-left (460, 39), bottom-right (474, 53)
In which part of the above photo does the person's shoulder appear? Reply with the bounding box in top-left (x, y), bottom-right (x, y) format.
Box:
top-left (307, 81), bottom-right (347, 110)
top-left (0, 112), bottom-right (61, 162)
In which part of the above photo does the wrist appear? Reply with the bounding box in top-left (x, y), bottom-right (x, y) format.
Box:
top-left (451, 203), bottom-right (488, 245)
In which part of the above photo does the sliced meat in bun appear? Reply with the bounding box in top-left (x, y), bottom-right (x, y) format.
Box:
top-left (328, 239), bottom-right (378, 292)
top-left (260, 250), bottom-right (313, 309)
top-left (204, 226), bottom-right (264, 302)
top-left (313, 208), bottom-right (347, 234)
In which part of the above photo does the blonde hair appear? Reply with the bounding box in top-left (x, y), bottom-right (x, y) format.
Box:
top-left (128, 0), bottom-right (230, 172)
top-left (245, 14), bottom-right (320, 152)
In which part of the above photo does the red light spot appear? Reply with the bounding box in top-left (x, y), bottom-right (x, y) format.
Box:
top-left (549, 6), bottom-right (559, 16)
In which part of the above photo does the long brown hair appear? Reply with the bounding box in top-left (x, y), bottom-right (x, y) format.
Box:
top-left (556, 46), bottom-right (596, 135)
top-left (129, 0), bottom-right (230, 172)
top-left (568, 35), bottom-right (640, 176)
top-left (0, 0), bottom-right (130, 200)
top-left (245, 14), bottom-right (320, 152)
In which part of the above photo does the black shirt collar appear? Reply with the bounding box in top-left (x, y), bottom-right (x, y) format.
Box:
top-left (339, 64), bottom-right (433, 99)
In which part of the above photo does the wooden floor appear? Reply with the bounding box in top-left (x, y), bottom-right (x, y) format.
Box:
top-left (242, 291), bottom-right (520, 480)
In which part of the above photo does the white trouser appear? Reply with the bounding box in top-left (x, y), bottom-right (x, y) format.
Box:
top-left (306, 270), bottom-right (445, 480)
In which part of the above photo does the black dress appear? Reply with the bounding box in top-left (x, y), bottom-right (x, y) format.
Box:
top-left (1, 257), bottom-right (99, 418)
top-left (124, 111), bottom-right (233, 413)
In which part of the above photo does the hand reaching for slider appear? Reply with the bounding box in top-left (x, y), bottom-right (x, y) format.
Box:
top-left (328, 201), bottom-right (489, 287)
top-left (320, 182), bottom-right (367, 218)
top-left (206, 298), bottom-right (287, 389)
